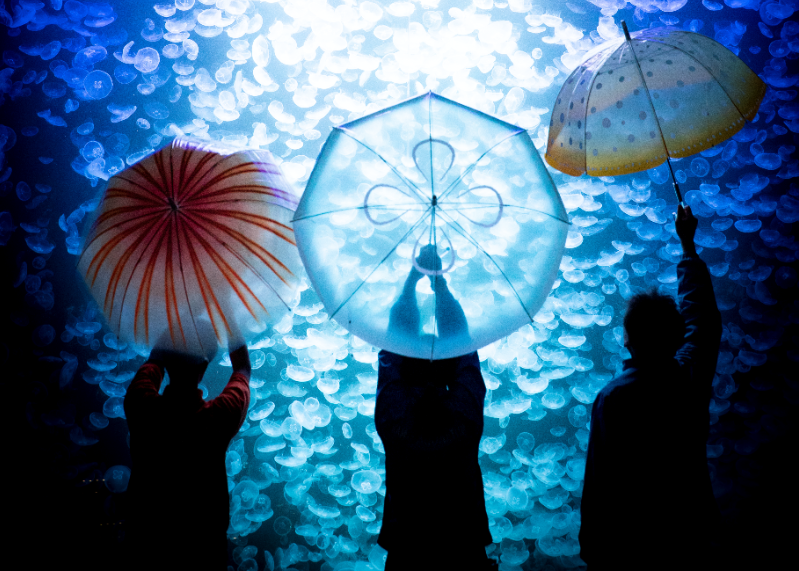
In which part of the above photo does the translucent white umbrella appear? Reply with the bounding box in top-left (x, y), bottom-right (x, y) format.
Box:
top-left (293, 92), bottom-right (569, 360)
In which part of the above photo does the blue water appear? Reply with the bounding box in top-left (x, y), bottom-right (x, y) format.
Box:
top-left (2, 1), bottom-right (797, 569)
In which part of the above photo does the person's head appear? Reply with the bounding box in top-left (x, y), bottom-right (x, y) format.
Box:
top-left (623, 289), bottom-right (685, 360)
top-left (163, 352), bottom-right (209, 390)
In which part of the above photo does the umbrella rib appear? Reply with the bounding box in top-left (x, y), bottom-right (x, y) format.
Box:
top-left (622, 24), bottom-right (684, 202)
top-left (187, 212), bottom-right (291, 312)
top-left (429, 93), bottom-right (438, 362)
top-left (437, 203), bottom-right (570, 225)
top-left (83, 213), bottom-right (165, 288)
top-left (130, 161), bottom-right (169, 200)
top-left (435, 128), bottom-right (526, 204)
top-left (657, 37), bottom-right (750, 120)
top-left (292, 204), bottom-right (429, 223)
top-left (86, 205), bottom-right (169, 251)
top-left (335, 128), bottom-right (429, 204)
top-left (112, 172), bottom-right (169, 204)
top-left (183, 162), bottom-right (288, 204)
top-left (187, 209), bottom-right (297, 299)
top-left (328, 209), bottom-right (433, 321)
top-left (179, 151), bottom-right (220, 201)
top-left (173, 211), bottom-right (206, 354)
top-left (115, 215), bottom-right (171, 345)
top-left (180, 217), bottom-right (268, 321)
top-left (163, 219), bottom-right (187, 348)
top-left (435, 209), bottom-right (537, 323)
top-left (583, 47), bottom-right (619, 175)
top-left (178, 214), bottom-right (232, 345)
top-left (196, 209), bottom-right (296, 247)
top-left (189, 185), bottom-right (298, 206)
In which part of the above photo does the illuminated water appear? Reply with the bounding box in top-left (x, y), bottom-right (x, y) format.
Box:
top-left (2, 1), bottom-right (797, 569)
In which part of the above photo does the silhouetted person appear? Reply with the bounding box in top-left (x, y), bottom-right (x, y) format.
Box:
top-left (124, 339), bottom-right (251, 571)
top-left (376, 245), bottom-right (494, 570)
top-left (579, 205), bottom-right (722, 570)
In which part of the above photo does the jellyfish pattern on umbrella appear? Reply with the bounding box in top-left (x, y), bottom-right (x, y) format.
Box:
top-left (294, 92), bottom-right (569, 360)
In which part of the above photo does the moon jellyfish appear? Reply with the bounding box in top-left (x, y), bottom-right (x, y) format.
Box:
top-left (113, 64), bottom-right (137, 84)
top-left (83, 70), bottom-right (113, 99)
top-left (143, 101), bottom-right (169, 119)
top-left (734, 219), bottom-right (762, 233)
top-left (32, 324), bottom-right (55, 346)
top-left (691, 157), bottom-right (710, 177)
top-left (516, 432), bottom-right (536, 452)
top-left (104, 465), bottom-right (131, 493)
top-left (89, 412), bottom-right (109, 429)
top-left (775, 266), bottom-right (797, 288)
top-left (134, 47), bottom-right (160, 73)
top-left (754, 153), bottom-right (781, 170)
top-left (16, 181), bottom-right (31, 201)
top-left (350, 470), bottom-right (382, 493)
top-left (73, 45), bottom-right (107, 69)
top-left (273, 515), bottom-right (292, 535)
top-left (232, 480), bottom-right (260, 510)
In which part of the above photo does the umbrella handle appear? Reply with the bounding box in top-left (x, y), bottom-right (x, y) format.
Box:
top-left (663, 157), bottom-right (685, 207)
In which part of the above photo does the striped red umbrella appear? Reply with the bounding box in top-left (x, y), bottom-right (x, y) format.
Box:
top-left (78, 137), bottom-right (303, 357)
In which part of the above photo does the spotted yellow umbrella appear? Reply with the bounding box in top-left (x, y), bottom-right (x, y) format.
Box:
top-left (545, 22), bottom-right (766, 203)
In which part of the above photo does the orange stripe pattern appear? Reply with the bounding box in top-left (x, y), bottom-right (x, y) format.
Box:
top-left (77, 138), bottom-right (302, 356)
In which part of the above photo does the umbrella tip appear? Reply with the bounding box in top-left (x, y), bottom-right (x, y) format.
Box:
top-left (621, 20), bottom-right (632, 41)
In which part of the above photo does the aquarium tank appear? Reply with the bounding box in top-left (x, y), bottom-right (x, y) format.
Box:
top-left (2, 1), bottom-right (797, 570)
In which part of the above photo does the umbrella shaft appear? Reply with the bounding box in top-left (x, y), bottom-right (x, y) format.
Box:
top-left (664, 158), bottom-right (684, 206)
top-left (622, 20), bottom-right (684, 207)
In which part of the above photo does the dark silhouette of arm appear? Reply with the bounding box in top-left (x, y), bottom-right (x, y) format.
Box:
top-left (208, 344), bottom-right (251, 440)
top-left (674, 206), bottom-right (722, 381)
top-left (431, 274), bottom-right (468, 339)
top-left (123, 356), bottom-right (165, 421)
top-left (388, 267), bottom-right (422, 337)
top-left (388, 244), bottom-right (468, 340)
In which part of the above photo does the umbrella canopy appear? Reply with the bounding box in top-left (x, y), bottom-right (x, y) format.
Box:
top-left (545, 24), bottom-right (766, 200)
top-left (293, 92), bottom-right (569, 360)
top-left (78, 137), bottom-right (303, 357)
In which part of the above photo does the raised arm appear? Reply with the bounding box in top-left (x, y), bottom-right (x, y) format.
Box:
top-left (674, 205), bottom-right (722, 379)
top-left (123, 350), bottom-right (167, 421)
top-left (207, 343), bottom-right (251, 439)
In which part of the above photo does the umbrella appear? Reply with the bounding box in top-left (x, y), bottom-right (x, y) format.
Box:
top-left (293, 92), bottom-right (569, 360)
top-left (78, 137), bottom-right (303, 357)
top-left (545, 22), bottom-right (766, 203)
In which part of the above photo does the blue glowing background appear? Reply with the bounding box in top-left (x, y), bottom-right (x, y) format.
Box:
top-left (3, 1), bottom-right (797, 570)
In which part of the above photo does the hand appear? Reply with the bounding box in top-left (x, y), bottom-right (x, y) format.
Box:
top-left (416, 244), bottom-right (443, 273)
top-left (229, 343), bottom-right (251, 377)
top-left (675, 204), bottom-right (698, 255)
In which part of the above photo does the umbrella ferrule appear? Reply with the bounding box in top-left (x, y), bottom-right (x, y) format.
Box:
top-left (431, 194), bottom-right (438, 206)
top-left (621, 20), bottom-right (631, 42)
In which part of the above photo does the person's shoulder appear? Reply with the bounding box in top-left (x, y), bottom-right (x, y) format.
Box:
top-left (597, 370), bottom-right (636, 400)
